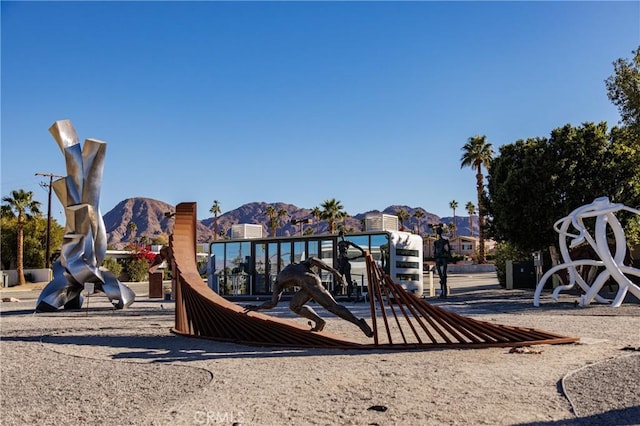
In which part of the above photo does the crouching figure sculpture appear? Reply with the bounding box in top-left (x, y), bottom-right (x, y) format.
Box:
top-left (244, 257), bottom-right (373, 337)
top-left (37, 120), bottom-right (134, 311)
top-left (533, 197), bottom-right (640, 308)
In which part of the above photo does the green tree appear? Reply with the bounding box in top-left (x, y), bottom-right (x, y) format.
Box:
top-left (209, 200), bottom-right (222, 241)
top-left (127, 221), bottom-right (137, 246)
top-left (265, 205), bottom-right (287, 237)
top-left (396, 208), bottom-right (410, 231)
top-left (465, 201), bottom-right (476, 238)
top-left (311, 206), bottom-right (322, 234)
top-left (460, 135), bottom-right (494, 263)
top-left (606, 47), bottom-right (640, 133)
top-left (449, 200), bottom-right (458, 237)
top-left (413, 209), bottom-right (425, 236)
top-left (320, 199), bottom-right (346, 234)
top-left (265, 205), bottom-right (277, 237)
top-left (1, 190), bottom-right (42, 285)
top-left (487, 122), bottom-right (640, 253)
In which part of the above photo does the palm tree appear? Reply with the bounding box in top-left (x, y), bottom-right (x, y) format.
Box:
top-left (449, 200), bottom-right (458, 237)
top-left (277, 208), bottom-right (288, 235)
top-left (311, 206), bottom-right (322, 234)
top-left (265, 205), bottom-right (278, 237)
top-left (2, 190), bottom-right (41, 286)
top-left (396, 208), bottom-right (410, 231)
top-left (461, 135), bottom-right (494, 263)
top-left (127, 221), bottom-right (137, 247)
top-left (413, 209), bottom-right (425, 236)
top-left (465, 201), bottom-right (476, 238)
top-left (320, 198), bottom-right (346, 234)
top-left (209, 200), bottom-right (222, 240)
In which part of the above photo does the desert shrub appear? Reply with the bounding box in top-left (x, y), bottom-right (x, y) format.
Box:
top-left (101, 257), bottom-right (123, 279)
top-left (125, 258), bottom-right (149, 282)
top-left (494, 241), bottom-right (531, 287)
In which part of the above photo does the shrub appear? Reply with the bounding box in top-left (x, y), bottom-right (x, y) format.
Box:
top-left (494, 241), bottom-right (531, 287)
top-left (101, 257), bottom-right (123, 279)
top-left (125, 258), bottom-right (150, 282)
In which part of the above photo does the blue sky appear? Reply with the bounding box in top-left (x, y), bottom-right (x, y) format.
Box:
top-left (2, 1), bottom-right (638, 224)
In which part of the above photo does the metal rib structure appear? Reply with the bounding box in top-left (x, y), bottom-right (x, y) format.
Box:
top-left (171, 202), bottom-right (578, 349)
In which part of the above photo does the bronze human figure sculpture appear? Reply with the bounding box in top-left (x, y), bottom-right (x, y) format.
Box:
top-left (244, 257), bottom-right (374, 337)
top-left (337, 230), bottom-right (366, 301)
top-left (433, 225), bottom-right (452, 298)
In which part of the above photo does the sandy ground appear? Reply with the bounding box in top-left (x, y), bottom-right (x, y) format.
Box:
top-left (1, 274), bottom-right (639, 425)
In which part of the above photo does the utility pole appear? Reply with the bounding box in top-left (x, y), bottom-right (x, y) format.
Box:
top-left (35, 172), bottom-right (64, 269)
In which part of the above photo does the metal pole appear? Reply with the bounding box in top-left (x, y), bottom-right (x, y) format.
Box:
top-left (35, 172), bottom-right (63, 270)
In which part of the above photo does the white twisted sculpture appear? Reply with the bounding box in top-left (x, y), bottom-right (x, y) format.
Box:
top-left (533, 197), bottom-right (640, 308)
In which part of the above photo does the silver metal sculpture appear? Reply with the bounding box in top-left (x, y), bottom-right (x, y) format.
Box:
top-left (36, 120), bottom-right (135, 311)
top-left (534, 197), bottom-right (640, 308)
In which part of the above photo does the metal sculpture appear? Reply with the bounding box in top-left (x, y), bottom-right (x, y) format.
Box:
top-left (534, 197), bottom-right (640, 308)
top-left (36, 120), bottom-right (135, 312)
top-left (433, 224), bottom-right (452, 298)
top-left (171, 202), bottom-right (577, 349)
top-left (244, 257), bottom-right (373, 337)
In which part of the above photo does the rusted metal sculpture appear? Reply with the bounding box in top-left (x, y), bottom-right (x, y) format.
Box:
top-left (171, 202), bottom-right (577, 349)
top-left (36, 120), bottom-right (135, 311)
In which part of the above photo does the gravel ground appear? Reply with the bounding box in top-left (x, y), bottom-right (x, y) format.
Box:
top-left (1, 279), bottom-right (639, 425)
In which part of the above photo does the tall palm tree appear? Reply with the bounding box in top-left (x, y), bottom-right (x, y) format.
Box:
top-left (465, 201), bottom-right (476, 238)
top-left (209, 200), bottom-right (222, 241)
top-left (265, 205), bottom-right (278, 237)
top-left (127, 221), bottom-right (137, 247)
top-left (449, 200), bottom-right (458, 237)
top-left (396, 208), bottom-right (410, 231)
top-left (320, 198), bottom-right (345, 234)
top-left (461, 135), bottom-right (494, 263)
top-left (413, 209), bottom-right (425, 236)
top-left (311, 206), bottom-right (322, 234)
top-left (277, 208), bottom-right (288, 235)
top-left (2, 190), bottom-right (41, 286)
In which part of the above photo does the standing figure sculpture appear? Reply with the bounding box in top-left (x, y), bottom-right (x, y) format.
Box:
top-left (433, 225), bottom-right (452, 298)
top-left (244, 257), bottom-right (373, 338)
top-left (337, 230), bottom-right (366, 301)
top-left (36, 120), bottom-right (135, 311)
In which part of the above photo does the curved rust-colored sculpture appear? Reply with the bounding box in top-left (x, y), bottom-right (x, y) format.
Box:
top-left (171, 202), bottom-right (578, 349)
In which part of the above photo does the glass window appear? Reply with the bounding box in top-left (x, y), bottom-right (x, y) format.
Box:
top-left (225, 242), bottom-right (249, 295)
top-left (307, 240), bottom-right (319, 259)
top-left (267, 242), bottom-right (279, 290)
top-left (293, 241), bottom-right (305, 263)
top-left (370, 234), bottom-right (390, 274)
top-left (211, 242), bottom-right (226, 294)
top-left (280, 241), bottom-right (292, 269)
top-left (320, 239), bottom-right (334, 266)
top-left (254, 243), bottom-right (267, 294)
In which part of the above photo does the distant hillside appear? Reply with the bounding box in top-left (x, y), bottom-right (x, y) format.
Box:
top-left (103, 198), bottom-right (213, 249)
top-left (102, 198), bottom-right (478, 248)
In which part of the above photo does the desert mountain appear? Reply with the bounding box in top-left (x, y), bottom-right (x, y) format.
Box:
top-left (103, 198), bottom-right (477, 248)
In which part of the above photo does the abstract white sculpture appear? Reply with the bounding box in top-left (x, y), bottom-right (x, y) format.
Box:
top-left (533, 197), bottom-right (640, 308)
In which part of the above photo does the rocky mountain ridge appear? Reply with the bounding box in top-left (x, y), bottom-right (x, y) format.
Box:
top-left (103, 197), bottom-right (478, 249)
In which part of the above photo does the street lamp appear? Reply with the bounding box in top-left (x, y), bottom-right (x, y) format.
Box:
top-left (291, 217), bottom-right (313, 236)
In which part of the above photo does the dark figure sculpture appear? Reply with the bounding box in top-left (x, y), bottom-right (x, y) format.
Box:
top-left (433, 225), bottom-right (452, 298)
top-left (244, 257), bottom-right (373, 338)
top-left (337, 230), bottom-right (366, 301)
